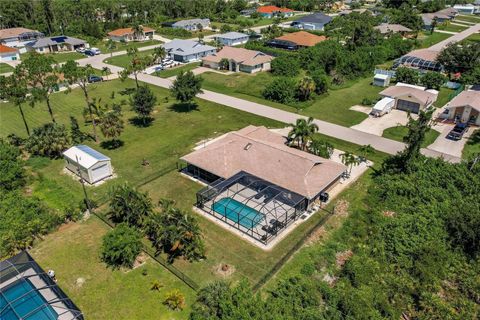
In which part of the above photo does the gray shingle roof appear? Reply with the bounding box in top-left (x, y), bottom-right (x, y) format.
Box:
top-left (215, 32), bottom-right (249, 40)
top-left (172, 18), bottom-right (210, 28)
top-left (294, 12), bottom-right (332, 25)
top-left (28, 35), bottom-right (86, 48)
top-left (162, 39), bottom-right (215, 56)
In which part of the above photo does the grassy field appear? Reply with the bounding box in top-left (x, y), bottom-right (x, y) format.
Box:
top-left (94, 40), bottom-right (161, 54)
top-left (382, 126), bottom-right (440, 147)
top-left (463, 32), bottom-right (480, 44)
top-left (201, 72), bottom-right (379, 127)
top-left (0, 62), bottom-right (14, 73)
top-left (454, 15), bottom-right (480, 23)
top-left (436, 23), bottom-right (468, 33)
top-left (30, 217), bottom-right (195, 320)
top-left (417, 32), bottom-right (451, 48)
top-left (436, 87), bottom-right (455, 108)
top-left (154, 62), bottom-right (201, 78)
top-left (463, 128), bottom-right (480, 159)
top-left (104, 49), bottom-right (154, 68)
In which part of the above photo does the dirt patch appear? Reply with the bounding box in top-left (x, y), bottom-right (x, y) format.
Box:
top-left (75, 277), bottom-right (86, 288)
top-left (333, 200), bottom-right (350, 217)
top-left (322, 273), bottom-right (337, 287)
top-left (57, 222), bottom-right (78, 232)
top-left (335, 249), bottom-right (353, 268)
top-left (213, 263), bottom-right (235, 278)
top-left (382, 211), bottom-right (396, 218)
top-left (305, 226), bottom-right (327, 246)
top-left (123, 252), bottom-right (149, 273)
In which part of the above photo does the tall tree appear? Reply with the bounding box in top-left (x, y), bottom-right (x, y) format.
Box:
top-left (119, 48), bottom-right (151, 88)
top-left (108, 184), bottom-right (153, 228)
top-left (309, 138), bottom-right (334, 158)
top-left (152, 46), bottom-right (167, 64)
top-left (170, 70), bottom-right (203, 104)
top-left (0, 73), bottom-right (30, 136)
top-left (99, 110), bottom-right (124, 147)
top-left (62, 60), bottom-right (99, 142)
top-left (18, 52), bottom-right (59, 123)
top-left (340, 151), bottom-right (360, 176)
top-left (132, 23), bottom-right (144, 40)
top-left (41, 0), bottom-right (55, 35)
top-left (287, 117), bottom-right (319, 151)
top-left (106, 39), bottom-right (117, 57)
top-left (131, 85), bottom-right (157, 125)
top-left (401, 109), bottom-right (434, 169)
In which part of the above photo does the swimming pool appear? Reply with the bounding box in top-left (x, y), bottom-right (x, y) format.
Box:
top-left (213, 197), bottom-right (264, 228)
top-left (0, 279), bottom-right (58, 320)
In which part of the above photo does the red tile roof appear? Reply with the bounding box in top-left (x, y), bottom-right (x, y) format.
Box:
top-left (107, 26), bottom-right (155, 37)
top-left (0, 44), bottom-right (18, 54)
top-left (257, 6), bottom-right (294, 14)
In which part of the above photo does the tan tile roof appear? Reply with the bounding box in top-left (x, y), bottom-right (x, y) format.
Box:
top-left (181, 126), bottom-right (346, 199)
top-left (275, 31), bottom-right (327, 47)
top-left (380, 85), bottom-right (438, 105)
top-left (374, 23), bottom-right (412, 34)
top-left (107, 26), bottom-right (155, 37)
top-left (0, 44), bottom-right (18, 53)
top-left (406, 49), bottom-right (440, 61)
top-left (202, 46), bottom-right (273, 67)
top-left (447, 90), bottom-right (480, 112)
top-left (0, 27), bottom-right (38, 39)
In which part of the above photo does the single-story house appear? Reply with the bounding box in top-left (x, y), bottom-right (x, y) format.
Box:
top-left (374, 23), bottom-right (412, 36)
top-left (373, 73), bottom-right (391, 87)
top-left (290, 12), bottom-right (332, 31)
top-left (181, 125), bottom-right (346, 244)
top-left (25, 36), bottom-right (88, 54)
top-left (0, 27), bottom-right (44, 54)
top-left (202, 46), bottom-right (273, 73)
top-left (0, 44), bottom-right (20, 62)
top-left (436, 7), bottom-right (458, 19)
top-left (162, 39), bottom-right (216, 62)
top-left (172, 19), bottom-right (210, 31)
top-left (453, 4), bottom-right (476, 14)
top-left (214, 32), bottom-right (249, 46)
top-left (443, 89), bottom-right (480, 125)
top-left (63, 145), bottom-right (112, 184)
top-left (422, 12), bottom-right (451, 30)
top-left (379, 83), bottom-right (438, 114)
top-left (272, 31), bottom-right (327, 48)
top-left (107, 26), bottom-right (155, 42)
top-left (257, 5), bottom-right (294, 18)
top-left (393, 48), bottom-right (443, 72)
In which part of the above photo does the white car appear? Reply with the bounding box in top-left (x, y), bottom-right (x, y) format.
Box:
top-left (162, 59), bottom-right (174, 66)
top-left (90, 47), bottom-right (101, 55)
top-left (76, 47), bottom-right (86, 53)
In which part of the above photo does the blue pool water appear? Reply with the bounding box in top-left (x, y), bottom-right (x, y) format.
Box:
top-left (0, 279), bottom-right (58, 320)
top-left (213, 197), bottom-right (264, 228)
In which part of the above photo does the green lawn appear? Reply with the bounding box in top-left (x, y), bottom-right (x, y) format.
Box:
top-left (201, 72), bottom-right (379, 127)
top-left (454, 15), bottom-right (480, 23)
top-left (154, 62), bottom-right (201, 78)
top-left (382, 126), bottom-right (440, 148)
top-left (30, 216), bottom-right (195, 320)
top-left (417, 32), bottom-right (451, 48)
top-left (436, 87), bottom-right (454, 108)
top-left (463, 128), bottom-right (480, 159)
top-left (104, 49), bottom-right (154, 68)
top-left (0, 62), bottom-right (14, 74)
top-left (463, 32), bottom-right (480, 44)
top-left (436, 23), bottom-right (468, 33)
top-left (20, 51), bottom-right (86, 64)
top-left (94, 39), bottom-right (161, 54)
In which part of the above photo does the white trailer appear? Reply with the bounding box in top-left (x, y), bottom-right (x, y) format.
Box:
top-left (371, 97), bottom-right (395, 117)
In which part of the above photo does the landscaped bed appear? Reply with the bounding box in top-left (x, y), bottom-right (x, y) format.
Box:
top-left (154, 62), bottom-right (201, 78)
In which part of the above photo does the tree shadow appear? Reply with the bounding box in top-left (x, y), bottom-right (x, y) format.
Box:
top-left (467, 130), bottom-right (480, 145)
top-left (100, 139), bottom-right (124, 150)
top-left (168, 102), bottom-right (199, 113)
top-left (118, 87), bottom-right (137, 96)
top-left (128, 116), bottom-right (154, 127)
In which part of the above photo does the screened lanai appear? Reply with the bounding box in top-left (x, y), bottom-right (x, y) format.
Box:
top-left (0, 251), bottom-right (83, 320)
top-left (196, 171), bottom-right (308, 244)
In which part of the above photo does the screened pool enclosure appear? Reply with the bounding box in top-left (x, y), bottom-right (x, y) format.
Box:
top-left (393, 55), bottom-right (443, 72)
top-left (196, 171), bottom-right (308, 244)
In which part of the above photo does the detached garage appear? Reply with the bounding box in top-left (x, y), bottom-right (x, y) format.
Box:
top-left (63, 145), bottom-right (112, 184)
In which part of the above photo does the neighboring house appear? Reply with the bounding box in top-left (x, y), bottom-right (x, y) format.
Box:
top-left (443, 89), bottom-right (480, 125)
top-left (393, 48), bottom-right (443, 72)
top-left (271, 31), bottom-right (327, 49)
top-left (172, 19), bottom-right (210, 31)
top-left (107, 26), bottom-right (155, 42)
top-left (436, 7), bottom-right (458, 18)
top-left (202, 46), bottom-right (273, 73)
top-left (0, 44), bottom-right (20, 62)
top-left (291, 12), bottom-right (332, 31)
top-left (453, 4), bottom-right (476, 14)
top-left (421, 12), bottom-right (451, 30)
top-left (374, 23), bottom-right (412, 36)
top-left (257, 5), bottom-right (294, 18)
top-left (63, 145), bottom-right (113, 184)
top-left (0, 27), bottom-right (44, 53)
top-left (25, 36), bottom-right (88, 54)
top-left (162, 39), bottom-right (216, 62)
top-left (214, 32), bottom-right (249, 46)
top-left (379, 83), bottom-right (438, 114)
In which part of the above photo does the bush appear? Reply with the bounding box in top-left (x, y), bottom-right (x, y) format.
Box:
top-left (101, 223), bottom-right (143, 268)
top-left (262, 77), bottom-right (296, 103)
top-left (163, 289), bottom-right (186, 311)
top-left (25, 123), bottom-right (71, 158)
top-left (108, 184), bottom-right (153, 228)
top-left (156, 27), bottom-right (191, 39)
top-left (421, 71), bottom-right (446, 90)
top-left (271, 55), bottom-right (301, 77)
top-left (310, 70), bottom-right (330, 95)
top-left (0, 141), bottom-right (25, 192)
top-left (395, 66), bottom-right (419, 85)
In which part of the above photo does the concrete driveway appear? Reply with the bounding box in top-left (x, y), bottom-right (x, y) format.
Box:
top-left (426, 122), bottom-right (474, 158)
top-left (350, 110), bottom-right (410, 136)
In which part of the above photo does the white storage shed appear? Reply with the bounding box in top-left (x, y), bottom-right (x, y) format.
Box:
top-left (373, 73), bottom-right (391, 87)
top-left (63, 145), bottom-right (112, 184)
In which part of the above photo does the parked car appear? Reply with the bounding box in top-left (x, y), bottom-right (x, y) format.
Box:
top-left (76, 47), bottom-right (86, 53)
top-left (90, 47), bottom-right (101, 55)
top-left (87, 75), bottom-right (103, 83)
top-left (447, 123), bottom-right (469, 140)
top-left (84, 49), bottom-right (95, 56)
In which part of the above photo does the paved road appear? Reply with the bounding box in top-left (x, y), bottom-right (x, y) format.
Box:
top-left (429, 22), bottom-right (480, 51)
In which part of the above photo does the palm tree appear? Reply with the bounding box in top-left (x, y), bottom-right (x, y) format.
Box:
top-left (106, 39), bottom-right (117, 57)
top-left (99, 110), bottom-right (124, 147)
top-left (132, 24), bottom-right (144, 41)
top-left (358, 144), bottom-right (374, 163)
top-left (309, 138), bottom-right (334, 159)
top-left (297, 76), bottom-right (316, 101)
top-left (287, 117), bottom-right (319, 151)
top-left (340, 152), bottom-right (360, 178)
top-left (152, 46), bottom-right (167, 64)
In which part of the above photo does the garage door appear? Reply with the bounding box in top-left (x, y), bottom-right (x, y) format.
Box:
top-left (396, 99), bottom-right (420, 114)
top-left (91, 163), bottom-right (110, 181)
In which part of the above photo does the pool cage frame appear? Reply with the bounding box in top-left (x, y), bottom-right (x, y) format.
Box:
top-left (195, 171), bottom-right (308, 245)
top-left (393, 55), bottom-right (443, 72)
top-left (0, 251), bottom-right (84, 320)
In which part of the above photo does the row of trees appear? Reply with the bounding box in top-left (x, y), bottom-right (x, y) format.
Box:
top-left (395, 66), bottom-right (447, 90)
top-left (101, 184), bottom-right (205, 268)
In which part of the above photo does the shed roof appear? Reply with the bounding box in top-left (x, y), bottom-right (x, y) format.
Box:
top-left (63, 145), bottom-right (110, 169)
top-left (181, 126), bottom-right (346, 199)
top-left (275, 31), bottom-right (327, 47)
